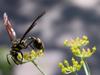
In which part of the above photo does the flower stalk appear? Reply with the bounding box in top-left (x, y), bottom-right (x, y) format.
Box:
top-left (32, 60), bottom-right (46, 75)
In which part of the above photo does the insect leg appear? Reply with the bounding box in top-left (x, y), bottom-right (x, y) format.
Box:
top-left (30, 44), bottom-right (35, 49)
top-left (11, 50), bottom-right (23, 65)
top-left (6, 54), bottom-right (11, 65)
top-left (25, 37), bottom-right (35, 48)
top-left (11, 57), bottom-right (19, 65)
top-left (26, 36), bottom-right (44, 50)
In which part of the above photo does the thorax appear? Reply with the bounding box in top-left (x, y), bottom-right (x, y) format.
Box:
top-left (11, 39), bottom-right (27, 50)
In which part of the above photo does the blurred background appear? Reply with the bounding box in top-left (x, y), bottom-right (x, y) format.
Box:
top-left (0, 0), bottom-right (100, 75)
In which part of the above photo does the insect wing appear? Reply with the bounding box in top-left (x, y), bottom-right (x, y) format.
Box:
top-left (20, 11), bottom-right (45, 42)
top-left (3, 13), bottom-right (16, 41)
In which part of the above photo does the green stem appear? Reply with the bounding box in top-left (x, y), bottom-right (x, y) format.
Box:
top-left (82, 60), bottom-right (90, 75)
top-left (31, 60), bottom-right (46, 75)
top-left (84, 61), bottom-right (91, 75)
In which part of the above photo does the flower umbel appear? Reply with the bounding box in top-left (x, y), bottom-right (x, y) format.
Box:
top-left (58, 58), bottom-right (83, 74)
top-left (64, 35), bottom-right (89, 48)
top-left (17, 49), bottom-right (45, 75)
top-left (60, 35), bottom-right (96, 75)
top-left (64, 35), bottom-right (96, 58)
top-left (18, 49), bottom-right (44, 62)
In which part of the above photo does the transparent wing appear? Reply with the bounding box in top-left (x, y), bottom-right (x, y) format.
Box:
top-left (3, 13), bottom-right (16, 41)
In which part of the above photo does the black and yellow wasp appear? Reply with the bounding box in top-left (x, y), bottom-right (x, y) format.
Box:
top-left (3, 12), bottom-right (45, 65)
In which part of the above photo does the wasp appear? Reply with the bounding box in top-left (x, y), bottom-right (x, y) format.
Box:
top-left (3, 12), bottom-right (45, 65)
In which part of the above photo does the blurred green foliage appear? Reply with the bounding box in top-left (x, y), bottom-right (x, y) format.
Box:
top-left (0, 47), bottom-right (13, 75)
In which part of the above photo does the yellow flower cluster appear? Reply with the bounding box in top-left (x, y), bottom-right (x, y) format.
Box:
top-left (64, 35), bottom-right (96, 58)
top-left (58, 58), bottom-right (83, 74)
top-left (17, 50), bottom-right (44, 62)
top-left (59, 35), bottom-right (96, 74)
top-left (24, 50), bottom-right (44, 61)
top-left (64, 35), bottom-right (89, 48)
